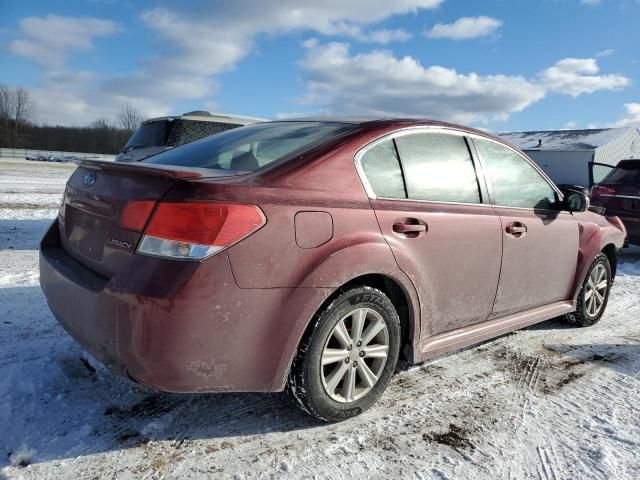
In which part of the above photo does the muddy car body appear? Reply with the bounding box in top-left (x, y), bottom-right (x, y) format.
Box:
top-left (40, 118), bottom-right (626, 420)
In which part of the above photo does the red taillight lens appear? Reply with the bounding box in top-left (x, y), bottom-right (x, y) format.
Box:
top-left (590, 186), bottom-right (616, 198)
top-left (120, 200), bottom-right (157, 231)
top-left (137, 202), bottom-right (265, 260)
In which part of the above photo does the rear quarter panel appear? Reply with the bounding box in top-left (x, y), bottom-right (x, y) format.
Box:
top-left (161, 135), bottom-right (422, 351)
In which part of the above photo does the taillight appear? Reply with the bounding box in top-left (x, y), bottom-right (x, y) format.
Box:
top-left (590, 185), bottom-right (616, 198)
top-left (120, 200), bottom-right (156, 231)
top-left (136, 202), bottom-right (265, 260)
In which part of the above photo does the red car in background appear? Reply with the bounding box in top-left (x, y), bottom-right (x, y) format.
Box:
top-left (40, 118), bottom-right (626, 421)
top-left (591, 159), bottom-right (640, 246)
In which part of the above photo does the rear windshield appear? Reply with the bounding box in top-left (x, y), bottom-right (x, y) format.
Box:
top-left (142, 121), bottom-right (353, 172)
top-left (601, 160), bottom-right (640, 185)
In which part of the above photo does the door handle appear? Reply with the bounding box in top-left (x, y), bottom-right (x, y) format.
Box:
top-left (393, 220), bottom-right (427, 236)
top-left (505, 222), bottom-right (527, 237)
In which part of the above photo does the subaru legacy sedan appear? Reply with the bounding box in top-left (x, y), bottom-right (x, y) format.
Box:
top-left (40, 118), bottom-right (626, 421)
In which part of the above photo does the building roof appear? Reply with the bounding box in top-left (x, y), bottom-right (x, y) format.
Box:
top-left (499, 128), bottom-right (634, 151)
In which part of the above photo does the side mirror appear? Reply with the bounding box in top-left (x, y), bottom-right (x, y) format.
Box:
top-left (563, 189), bottom-right (589, 212)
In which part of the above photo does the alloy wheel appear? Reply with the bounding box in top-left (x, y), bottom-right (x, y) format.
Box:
top-left (584, 263), bottom-right (608, 317)
top-left (320, 307), bottom-right (389, 403)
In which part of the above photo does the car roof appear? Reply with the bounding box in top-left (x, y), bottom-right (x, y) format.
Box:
top-left (274, 116), bottom-right (504, 143)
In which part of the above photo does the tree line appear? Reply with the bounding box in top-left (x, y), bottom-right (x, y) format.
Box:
top-left (0, 85), bottom-right (144, 154)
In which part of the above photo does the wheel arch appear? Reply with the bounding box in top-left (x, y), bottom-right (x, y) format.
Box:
top-left (276, 271), bottom-right (420, 391)
top-left (601, 243), bottom-right (617, 279)
top-left (332, 273), bottom-right (417, 363)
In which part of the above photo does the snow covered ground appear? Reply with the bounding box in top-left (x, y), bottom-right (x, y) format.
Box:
top-left (1, 158), bottom-right (639, 479)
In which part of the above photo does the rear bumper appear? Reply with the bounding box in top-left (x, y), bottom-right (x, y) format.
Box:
top-left (40, 220), bottom-right (330, 393)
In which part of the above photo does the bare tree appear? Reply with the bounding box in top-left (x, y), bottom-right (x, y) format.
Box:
top-left (0, 85), bottom-right (11, 120)
top-left (89, 118), bottom-right (113, 130)
top-left (13, 87), bottom-right (36, 125)
top-left (0, 85), bottom-right (10, 144)
top-left (0, 85), bottom-right (36, 145)
top-left (117, 103), bottom-right (144, 132)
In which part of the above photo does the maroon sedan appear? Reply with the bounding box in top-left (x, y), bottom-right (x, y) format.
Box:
top-left (591, 159), bottom-right (640, 246)
top-left (40, 118), bottom-right (626, 421)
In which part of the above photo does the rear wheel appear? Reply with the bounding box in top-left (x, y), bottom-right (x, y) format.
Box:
top-left (287, 286), bottom-right (400, 422)
top-left (565, 253), bottom-right (612, 327)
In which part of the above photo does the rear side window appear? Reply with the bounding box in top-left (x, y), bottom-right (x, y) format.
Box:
top-left (360, 140), bottom-right (406, 198)
top-left (601, 160), bottom-right (640, 184)
top-left (143, 122), bottom-right (353, 172)
top-left (474, 137), bottom-right (556, 210)
top-left (394, 133), bottom-right (481, 204)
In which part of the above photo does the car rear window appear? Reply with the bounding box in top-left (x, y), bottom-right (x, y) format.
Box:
top-left (601, 160), bottom-right (640, 184)
top-left (142, 122), bottom-right (353, 172)
top-left (360, 139), bottom-right (407, 198)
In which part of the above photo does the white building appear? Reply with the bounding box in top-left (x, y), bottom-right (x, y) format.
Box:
top-left (499, 127), bottom-right (640, 187)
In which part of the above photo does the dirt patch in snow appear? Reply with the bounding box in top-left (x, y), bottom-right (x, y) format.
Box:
top-left (423, 423), bottom-right (474, 450)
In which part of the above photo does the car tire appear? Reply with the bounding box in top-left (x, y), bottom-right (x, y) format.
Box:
top-left (565, 253), bottom-right (612, 327)
top-left (287, 286), bottom-right (401, 422)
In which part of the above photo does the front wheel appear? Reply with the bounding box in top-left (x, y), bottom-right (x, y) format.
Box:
top-left (565, 253), bottom-right (612, 327)
top-left (287, 286), bottom-right (401, 422)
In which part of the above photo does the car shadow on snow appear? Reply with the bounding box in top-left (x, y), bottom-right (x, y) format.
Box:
top-left (542, 343), bottom-right (640, 376)
top-left (0, 219), bottom-right (54, 250)
top-left (619, 245), bottom-right (640, 268)
top-left (0, 285), bottom-right (319, 470)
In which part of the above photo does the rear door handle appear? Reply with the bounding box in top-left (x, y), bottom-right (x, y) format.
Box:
top-left (393, 220), bottom-right (427, 236)
top-left (505, 222), bottom-right (527, 237)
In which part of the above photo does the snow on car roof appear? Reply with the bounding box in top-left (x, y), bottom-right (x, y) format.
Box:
top-left (499, 127), bottom-right (634, 151)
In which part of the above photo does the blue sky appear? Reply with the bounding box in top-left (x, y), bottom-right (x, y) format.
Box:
top-left (1, 0), bottom-right (639, 131)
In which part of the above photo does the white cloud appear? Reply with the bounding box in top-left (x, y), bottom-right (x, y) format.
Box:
top-left (425, 16), bottom-right (502, 40)
top-left (610, 103), bottom-right (640, 127)
top-left (596, 48), bottom-right (615, 57)
top-left (10, 15), bottom-right (121, 68)
top-left (10, 2), bottom-right (443, 125)
top-left (539, 58), bottom-right (630, 96)
top-left (116, 1), bottom-right (442, 99)
top-left (357, 29), bottom-right (412, 44)
top-left (299, 42), bottom-right (546, 124)
top-left (298, 43), bottom-right (632, 125)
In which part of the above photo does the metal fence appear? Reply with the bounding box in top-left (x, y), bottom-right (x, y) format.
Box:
top-left (0, 147), bottom-right (115, 162)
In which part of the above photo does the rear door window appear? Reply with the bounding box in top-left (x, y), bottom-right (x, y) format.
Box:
top-left (474, 137), bottom-right (557, 210)
top-left (394, 132), bottom-right (481, 204)
top-left (359, 139), bottom-right (406, 198)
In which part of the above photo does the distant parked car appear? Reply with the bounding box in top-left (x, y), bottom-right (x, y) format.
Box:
top-left (591, 159), bottom-right (640, 245)
top-left (40, 118), bottom-right (626, 421)
top-left (115, 111), bottom-right (266, 162)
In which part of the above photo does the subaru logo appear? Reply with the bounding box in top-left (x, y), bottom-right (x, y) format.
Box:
top-left (83, 172), bottom-right (97, 186)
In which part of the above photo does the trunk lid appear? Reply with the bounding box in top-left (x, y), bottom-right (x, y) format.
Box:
top-left (59, 160), bottom-right (242, 278)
